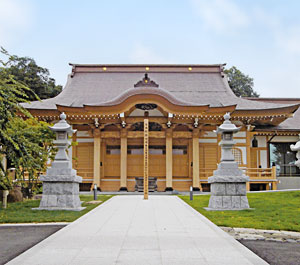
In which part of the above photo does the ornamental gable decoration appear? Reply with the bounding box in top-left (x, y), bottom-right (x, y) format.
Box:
top-left (134, 73), bottom-right (159, 88)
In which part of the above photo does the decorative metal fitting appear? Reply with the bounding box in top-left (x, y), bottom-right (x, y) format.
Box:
top-left (121, 120), bottom-right (126, 128)
top-left (194, 117), bottom-right (199, 128)
top-left (167, 120), bottom-right (172, 128)
top-left (94, 118), bottom-right (99, 128)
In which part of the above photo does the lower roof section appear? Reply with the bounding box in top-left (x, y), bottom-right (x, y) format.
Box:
top-left (246, 98), bottom-right (300, 131)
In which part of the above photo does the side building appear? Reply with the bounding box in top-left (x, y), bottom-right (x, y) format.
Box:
top-left (22, 64), bottom-right (300, 192)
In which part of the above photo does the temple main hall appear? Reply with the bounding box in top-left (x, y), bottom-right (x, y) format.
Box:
top-left (23, 64), bottom-right (300, 191)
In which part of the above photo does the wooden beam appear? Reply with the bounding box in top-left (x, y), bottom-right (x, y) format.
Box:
top-left (166, 129), bottom-right (173, 190)
top-left (120, 130), bottom-right (127, 191)
top-left (144, 119), bottom-right (149, 200)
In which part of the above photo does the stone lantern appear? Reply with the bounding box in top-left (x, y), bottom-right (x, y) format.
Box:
top-left (206, 113), bottom-right (250, 210)
top-left (34, 113), bottom-right (85, 211)
top-left (290, 134), bottom-right (300, 169)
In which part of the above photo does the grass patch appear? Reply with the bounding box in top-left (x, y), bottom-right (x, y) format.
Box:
top-left (0, 195), bottom-right (113, 223)
top-left (179, 191), bottom-right (300, 232)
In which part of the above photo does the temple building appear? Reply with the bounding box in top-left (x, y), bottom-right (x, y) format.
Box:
top-left (23, 64), bottom-right (300, 192)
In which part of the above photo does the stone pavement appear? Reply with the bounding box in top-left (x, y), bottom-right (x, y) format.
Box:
top-left (7, 195), bottom-right (268, 265)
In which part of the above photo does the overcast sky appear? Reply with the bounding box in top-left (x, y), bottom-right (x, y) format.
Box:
top-left (1, 0), bottom-right (300, 97)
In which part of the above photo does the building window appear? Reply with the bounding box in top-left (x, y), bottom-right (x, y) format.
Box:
top-left (172, 146), bottom-right (187, 155)
top-left (127, 145), bottom-right (166, 155)
top-left (232, 148), bottom-right (243, 165)
top-left (269, 143), bottom-right (300, 177)
top-left (106, 145), bottom-right (120, 155)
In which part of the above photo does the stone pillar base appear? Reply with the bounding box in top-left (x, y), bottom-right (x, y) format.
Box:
top-left (206, 179), bottom-right (250, 211)
top-left (33, 170), bottom-right (85, 211)
top-left (206, 194), bottom-right (250, 210)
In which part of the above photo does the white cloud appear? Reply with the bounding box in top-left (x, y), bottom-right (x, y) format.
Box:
top-left (130, 43), bottom-right (174, 64)
top-left (0, 0), bottom-right (33, 45)
top-left (254, 8), bottom-right (300, 56)
top-left (191, 0), bottom-right (250, 32)
top-left (275, 27), bottom-right (300, 56)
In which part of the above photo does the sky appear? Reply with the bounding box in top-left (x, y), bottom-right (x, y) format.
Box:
top-left (1, 0), bottom-right (300, 97)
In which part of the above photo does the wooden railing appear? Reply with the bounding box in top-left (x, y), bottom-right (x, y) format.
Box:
top-left (242, 167), bottom-right (276, 180)
top-left (19, 166), bottom-right (277, 184)
top-left (199, 166), bottom-right (277, 181)
top-left (75, 168), bottom-right (93, 182)
top-left (20, 167), bottom-right (94, 183)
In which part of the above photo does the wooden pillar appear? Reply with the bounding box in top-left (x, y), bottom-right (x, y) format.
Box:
top-left (93, 131), bottom-right (101, 189)
top-left (272, 166), bottom-right (277, 190)
top-left (246, 182), bottom-right (250, 191)
top-left (217, 133), bottom-right (222, 163)
top-left (246, 129), bottom-right (252, 192)
top-left (120, 129), bottom-right (128, 191)
top-left (188, 139), bottom-right (193, 179)
top-left (166, 129), bottom-right (173, 191)
top-left (246, 129), bottom-right (252, 169)
top-left (192, 129), bottom-right (200, 190)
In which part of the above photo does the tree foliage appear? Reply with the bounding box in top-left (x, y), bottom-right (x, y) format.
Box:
top-left (225, 66), bottom-right (259, 98)
top-left (0, 48), bottom-right (56, 192)
top-left (4, 118), bottom-right (56, 194)
top-left (0, 48), bottom-right (35, 157)
top-left (2, 48), bottom-right (62, 100)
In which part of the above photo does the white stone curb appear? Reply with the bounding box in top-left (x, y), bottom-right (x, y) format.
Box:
top-left (221, 227), bottom-right (300, 242)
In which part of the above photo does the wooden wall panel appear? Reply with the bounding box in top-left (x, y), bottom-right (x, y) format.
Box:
top-left (128, 155), bottom-right (143, 177)
top-left (149, 155), bottom-right (166, 177)
top-left (173, 180), bottom-right (193, 191)
top-left (204, 145), bottom-right (218, 169)
top-left (199, 146), bottom-right (205, 169)
top-left (250, 148), bottom-right (258, 168)
top-left (104, 154), bottom-right (120, 177)
top-left (74, 143), bottom-right (94, 180)
top-left (199, 144), bottom-right (218, 170)
top-left (173, 155), bottom-right (189, 177)
top-left (127, 179), bottom-right (136, 192)
top-left (100, 180), bottom-right (120, 191)
top-left (157, 180), bottom-right (166, 192)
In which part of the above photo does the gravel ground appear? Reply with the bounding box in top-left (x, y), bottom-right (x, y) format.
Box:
top-left (239, 239), bottom-right (300, 265)
top-left (1, 225), bottom-right (300, 265)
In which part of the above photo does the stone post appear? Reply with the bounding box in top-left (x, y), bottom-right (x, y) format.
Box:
top-left (290, 134), bottom-right (300, 169)
top-left (206, 113), bottom-right (250, 210)
top-left (33, 113), bottom-right (85, 211)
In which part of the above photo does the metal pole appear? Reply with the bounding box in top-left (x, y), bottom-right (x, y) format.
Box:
top-left (93, 184), bottom-right (97, 200)
top-left (190, 186), bottom-right (193, 201)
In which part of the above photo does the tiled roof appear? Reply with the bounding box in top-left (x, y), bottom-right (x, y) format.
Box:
top-left (246, 98), bottom-right (300, 131)
top-left (22, 65), bottom-right (298, 112)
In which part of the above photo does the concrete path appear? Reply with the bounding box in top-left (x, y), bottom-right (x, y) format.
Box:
top-left (7, 196), bottom-right (268, 265)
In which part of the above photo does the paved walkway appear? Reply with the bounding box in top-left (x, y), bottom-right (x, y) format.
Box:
top-left (7, 196), bottom-right (268, 265)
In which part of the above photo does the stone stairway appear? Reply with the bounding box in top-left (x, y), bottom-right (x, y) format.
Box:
top-left (135, 177), bottom-right (157, 192)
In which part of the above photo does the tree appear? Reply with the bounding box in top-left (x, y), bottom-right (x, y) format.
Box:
top-left (0, 48), bottom-right (34, 159)
top-left (2, 48), bottom-right (62, 100)
top-left (4, 118), bottom-right (56, 196)
top-left (0, 48), bottom-right (55, 193)
top-left (224, 66), bottom-right (259, 98)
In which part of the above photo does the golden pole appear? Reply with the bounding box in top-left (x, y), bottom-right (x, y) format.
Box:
top-left (144, 119), bottom-right (149, 200)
